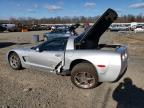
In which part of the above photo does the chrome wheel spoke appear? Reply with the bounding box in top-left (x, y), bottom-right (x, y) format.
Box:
top-left (74, 76), bottom-right (81, 82)
top-left (10, 55), bottom-right (19, 68)
top-left (86, 77), bottom-right (95, 81)
top-left (74, 72), bottom-right (95, 88)
top-left (81, 72), bottom-right (87, 78)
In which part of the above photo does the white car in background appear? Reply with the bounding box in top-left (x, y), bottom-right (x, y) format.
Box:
top-left (134, 26), bottom-right (144, 33)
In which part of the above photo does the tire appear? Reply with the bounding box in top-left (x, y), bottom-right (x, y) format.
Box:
top-left (8, 52), bottom-right (22, 70)
top-left (71, 63), bottom-right (99, 89)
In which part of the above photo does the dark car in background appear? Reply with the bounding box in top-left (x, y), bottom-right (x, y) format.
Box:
top-left (43, 24), bottom-right (80, 41)
top-left (0, 25), bottom-right (7, 32)
top-left (43, 27), bottom-right (72, 41)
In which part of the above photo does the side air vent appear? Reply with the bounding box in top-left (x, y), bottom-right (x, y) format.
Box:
top-left (22, 56), bottom-right (26, 62)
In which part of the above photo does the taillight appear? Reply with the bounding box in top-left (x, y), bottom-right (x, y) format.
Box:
top-left (121, 54), bottom-right (125, 60)
top-left (124, 53), bottom-right (128, 58)
top-left (121, 52), bottom-right (127, 60)
top-left (97, 65), bottom-right (106, 68)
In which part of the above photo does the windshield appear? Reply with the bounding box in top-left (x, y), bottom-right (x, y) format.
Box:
top-left (31, 37), bottom-right (69, 50)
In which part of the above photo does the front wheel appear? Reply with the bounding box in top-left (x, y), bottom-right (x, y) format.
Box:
top-left (71, 63), bottom-right (99, 89)
top-left (8, 52), bottom-right (22, 70)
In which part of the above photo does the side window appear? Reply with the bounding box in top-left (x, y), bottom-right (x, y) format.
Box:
top-left (42, 38), bottom-right (67, 51)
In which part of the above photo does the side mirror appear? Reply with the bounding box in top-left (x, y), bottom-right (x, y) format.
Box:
top-left (36, 47), bottom-right (40, 52)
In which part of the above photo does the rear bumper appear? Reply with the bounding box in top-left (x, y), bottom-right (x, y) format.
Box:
top-left (113, 67), bottom-right (127, 82)
top-left (113, 56), bottom-right (128, 82)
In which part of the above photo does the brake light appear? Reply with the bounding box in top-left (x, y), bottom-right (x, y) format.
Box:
top-left (121, 54), bottom-right (125, 60)
top-left (121, 52), bottom-right (127, 60)
top-left (97, 65), bottom-right (106, 67)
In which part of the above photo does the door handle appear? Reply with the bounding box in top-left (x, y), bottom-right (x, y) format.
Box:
top-left (55, 54), bottom-right (62, 57)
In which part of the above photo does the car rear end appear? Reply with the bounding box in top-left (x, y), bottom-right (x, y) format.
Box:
top-left (114, 46), bottom-right (128, 81)
top-left (98, 45), bottom-right (128, 82)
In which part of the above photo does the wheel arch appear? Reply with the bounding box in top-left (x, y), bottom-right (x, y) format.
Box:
top-left (69, 59), bottom-right (97, 73)
top-left (8, 51), bottom-right (22, 63)
top-left (8, 51), bottom-right (17, 60)
top-left (7, 51), bottom-right (22, 70)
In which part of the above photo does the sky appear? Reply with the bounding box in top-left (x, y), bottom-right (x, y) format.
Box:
top-left (0, 0), bottom-right (144, 19)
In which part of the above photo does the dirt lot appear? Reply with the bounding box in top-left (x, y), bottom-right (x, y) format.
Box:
top-left (0, 30), bottom-right (144, 108)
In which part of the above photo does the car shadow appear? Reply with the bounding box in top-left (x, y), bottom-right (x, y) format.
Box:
top-left (0, 42), bottom-right (31, 49)
top-left (112, 78), bottom-right (144, 108)
top-left (17, 42), bottom-right (30, 45)
top-left (0, 42), bottom-right (16, 48)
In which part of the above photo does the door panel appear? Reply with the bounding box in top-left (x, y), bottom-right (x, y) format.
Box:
top-left (28, 37), bottom-right (68, 71)
top-left (28, 50), bottom-right (64, 71)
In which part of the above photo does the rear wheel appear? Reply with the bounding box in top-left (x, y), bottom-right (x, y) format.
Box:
top-left (9, 52), bottom-right (22, 70)
top-left (71, 63), bottom-right (99, 89)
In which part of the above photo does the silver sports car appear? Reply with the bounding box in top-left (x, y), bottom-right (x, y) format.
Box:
top-left (6, 8), bottom-right (128, 89)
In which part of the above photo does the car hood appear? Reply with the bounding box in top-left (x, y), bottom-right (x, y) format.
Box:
top-left (79, 8), bottom-right (118, 48)
top-left (12, 47), bottom-right (31, 52)
top-left (7, 47), bottom-right (32, 60)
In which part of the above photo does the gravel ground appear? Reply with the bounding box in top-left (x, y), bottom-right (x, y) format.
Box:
top-left (0, 30), bottom-right (144, 108)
